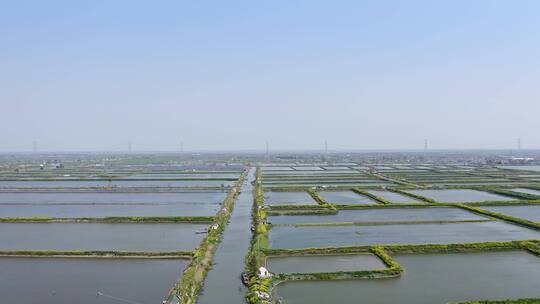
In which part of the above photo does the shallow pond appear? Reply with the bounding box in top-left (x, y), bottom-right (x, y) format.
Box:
top-left (484, 205), bottom-right (540, 223)
top-left (317, 191), bottom-right (378, 205)
top-left (0, 180), bottom-right (234, 188)
top-left (0, 257), bottom-right (186, 304)
top-left (292, 167), bottom-right (324, 171)
top-left (366, 190), bottom-right (421, 204)
top-left (275, 251), bottom-right (540, 304)
top-left (406, 189), bottom-right (514, 202)
top-left (269, 207), bottom-right (485, 225)
top-left (0, 191), bottom-right (227, 204)
top-left (0, 223), bottom-right (207, 251)
top-left (0, 202), bottom-right (219, 217)
top-left (269, 221), bottom-right (540, 249)
top-left (267, 254), bottom-right (386, 274)
top-left (264, 191), bottom-right (316, 205)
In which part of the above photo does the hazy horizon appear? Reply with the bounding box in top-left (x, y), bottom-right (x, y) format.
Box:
top-left (2, 1), bottom-right (539, 152)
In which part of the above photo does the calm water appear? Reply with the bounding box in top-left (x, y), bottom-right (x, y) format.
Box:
top-left (406, 189), bottom-right (514, 202)
top-left (0, 257), bottom-right (187, 304)
top-left (0, 202), bottom-right (219, 217)
top-left (317, 191), bottom-right (378, 205)
top-left (265, 191), bottom-right (316, 205)
top-left (267, 254), bottom-right (386, 274)
top-left (510, 188), bottom-right (540, 197)
top-left (0, 180), bottom-right (234, 188)
top-left (268, 207), bottom-right (485, 225)
top-left (269, 221), bottom-right (540, 249)
top-left (484, 205), bottom-right (540, 223)
top-left (0, 223), bottom-right (207, 251)
top-left (275, 251), bottom-right (540, 304)
top-left (0, 191), bottom-right (227, 204)
top-left (366, 190), bottom-right (421, 204)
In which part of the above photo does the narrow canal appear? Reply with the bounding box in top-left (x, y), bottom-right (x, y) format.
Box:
top-left (197, 167), bottom-right (255, 304)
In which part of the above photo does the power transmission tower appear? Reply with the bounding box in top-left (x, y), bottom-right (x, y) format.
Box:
top-left (325, 140), bottom-right (328, 154)
top-left (180, 141), bottom-right (184, 153)
top-left (128, 140), bottom-right (132, 153)
top-left (423, 139), bottom-right (428, 158)
top-left (265, 141), bottom-right (269, 160)
top-left (32, 141), bottom-right (37, 153)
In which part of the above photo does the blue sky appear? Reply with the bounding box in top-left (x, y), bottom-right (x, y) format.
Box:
top-left (1, 1), bottom-right (539, 151)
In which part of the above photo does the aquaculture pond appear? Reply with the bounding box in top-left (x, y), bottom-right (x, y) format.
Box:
top-left (0, 223), bottom-right (207, 251)
top-left (264, 191), bottom-right (316, 205)
top-left (366, 190), bottom-right (422, 204)
top-left (269, 221), bottom-right (540, 249)
top-left (318, 191), bottom-right (378, 205)
top-left (0, 191), bottom-right (227, 204)
top-left (0, 179), bottom-right (235, 188)
top-left (510, 188), bottom-right (540, 197)
top-left (0, 202), bottom-right (220, 217)
top-left (127, 173), bottom-right (240, 179)
top-left (267, 254), bottom-right (386, 274)
top-left (274, 251), bottom-right (540, 304)
top-left (484, 205), bottom-right (540, 223)
top-left (406, 189), bottom-right (514, 202)
top-left (268, 207), bottom-right (486, 225)
top-left (292, 167), bottom-right (324, 171)
top-left (0, 257), bottom-right (187, 304)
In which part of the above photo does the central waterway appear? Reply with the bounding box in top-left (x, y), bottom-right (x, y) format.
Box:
top-left (197, 167), bottom-right (255, 304)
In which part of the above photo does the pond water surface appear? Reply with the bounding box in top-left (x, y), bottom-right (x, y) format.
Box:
top-left (0, 223), bottom-right (207, 251)
top-left (406, 189), bottom-right (514, 202)
top-left (269, 221), bottom-right (540, 249)
top-left (0, 257), bottom-right (187, 304)
top-left (269, 207), bottom-right (485, 225)
top-left (267, 254), bottom-right (386, 273)
top-left (275, 251), bottom-right (540, 304)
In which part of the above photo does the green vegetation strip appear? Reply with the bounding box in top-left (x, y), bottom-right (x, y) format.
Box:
top-left (352, 188), bottom-right (390, 204)
top-left (458, 204), bottom-right (540, 230)
top-left (0, 216), bottom-right (214, 223)
top-left (387, 188), bottom-right (438, 203)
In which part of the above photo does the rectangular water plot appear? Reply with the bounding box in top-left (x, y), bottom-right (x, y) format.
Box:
top-left (274, 251), bottom-right (540, 304)
top-left (484, 205), bottom-right (540, 223)
top-left (292, 167), bottom-right (324, 171)
top-left (0, 257), bottom-right (187, 304)
top-left (269, 221), bottom-right (540, 249)
top-left (0, 179), bottom-right (235, 188)
top-left (267, 254), bottom-right (386, 274)
top-left (269, 207), bottom-right (486, 225)
top-left (264, 191), bottom-right (317, 206)
top-left (0, 202), bottom-right (220, 217)
top-left (366, 190), bottom-right (422, 204)
top-left (0, 222), bottom-right (207, 251)
top-left (0, 191), bottom-right (227, 205)
top-left (406, 189), bottom-right (515, 203)
top-left (318, 191), bottom-right (378, 205)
